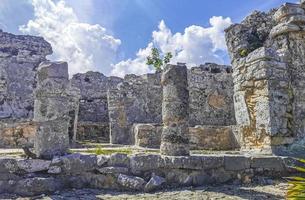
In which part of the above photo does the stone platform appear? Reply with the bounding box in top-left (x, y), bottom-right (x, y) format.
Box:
top-left (0, 152), bottom-right (297, 196)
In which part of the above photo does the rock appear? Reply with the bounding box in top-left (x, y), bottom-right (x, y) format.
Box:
top-left (97, 155), bottom-right (109, 167)
top-left (166, 169), bottom-right (193, 186)
top-left (97, 167), bottom-right (129, 174)
top-left (14, 177), bottom-right (62, 196)
top-left (117, 174), bottom-right (146, 191)
top-left (160, 64), bottom-right (190, 156)
top-left (60, 153), bottom-right (97, 174)
top-left (130, 154), bottom-right (163, 174)
top-left (188, 126), bottom-right (239, 150)
top-left (251, 156), bottom-right (285, 171)
top-left (108, 153), bottom-right (130, 167)
top-left (47, 166), bottom-right (62, 174)
top-left (224, 156), bottom-right (251, 171)
top-left (0, 158), bottom-right (18, 173)
top-left (144, 174), bottom-right (166, 192)
top-left (134, 123), bottom-right (162, 148)
top-left (17, 159), bottom-right (51, 173)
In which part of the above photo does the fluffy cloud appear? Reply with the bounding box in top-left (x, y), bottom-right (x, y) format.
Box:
top-left (112, 16), bottom-right (232, 77)
top-left (20, 0), bottom-right (121, 76)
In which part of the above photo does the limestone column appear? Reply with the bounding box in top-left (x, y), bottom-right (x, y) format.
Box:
top-left (160, 64), bottom-right (190, 156)
top-left (34, 61), bottom-right (77, 159)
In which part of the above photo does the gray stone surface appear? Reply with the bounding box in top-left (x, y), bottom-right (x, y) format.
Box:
top-left (225, 2), bottom-right (305, 154)
top-left (133, 123), bottom-right (162, 148)
top-left (108, 73), bottom-right (163, 144)
top-left (117, 174), bottom-right (147, 191)
top-left (160, 64), bottom-right (190, 156)
top-left (0, 30), bottom-right (52, 148)
top-left (17, 159), bottom-right (51, 173)
top-left (144, 174), bottom-right (166, 192)
top-left (0, 153), bottom-right (295, 196)
top-left (34, 61), bottom-right (80, 159)
top-left (71, 72), bottom-right (122, 143)
top-left (188, 64), bottom-right (235, 127)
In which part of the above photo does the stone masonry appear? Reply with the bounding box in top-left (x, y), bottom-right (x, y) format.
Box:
top-left (160, 64), bottom-right (190, 156)
top-left (71, 72), bottom-right (122, 142)
top-left (107, 73), bottom-right (163, 144)
top-left (107, 64), bottom-right (235, 146)
top-left (225, 1), bottom-right (305, 155)
top-left (0, 29), bottom-right (52, 147)
top-left (34, 61), bottom-right (80, 159)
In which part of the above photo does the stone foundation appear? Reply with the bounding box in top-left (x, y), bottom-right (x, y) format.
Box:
top-left (0, 121), bottom-right (36, 148)
top-left (189, 126), bottom-right (240, 150)
top-left (0, 153), bottom-right (296, 196)
top-left (133, 124), bottom-right (240, 151)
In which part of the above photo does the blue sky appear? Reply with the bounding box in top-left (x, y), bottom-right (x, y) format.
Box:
top-left (0, 0), bottom-right (295, 76)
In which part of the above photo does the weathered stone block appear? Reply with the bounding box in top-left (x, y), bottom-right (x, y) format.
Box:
top-left (97, 166), bottom-right (129, 174)
top-left (37, 61), bottom-right (69, 81)
top-left (17, 159), bottom-right (51, 173)
top-left (108, 153), bottom-right (130, 168)
top-left (14, 177), bottom-right (62, 196)
top-left (224, 156), bottom-right (251, 171)
top-left (0, 158), bottom-right (18, 173)
top-left (144, 174), bottom-right (166, 192)
top-left (189, 126), bottom-right (239, 150)
top-left (134, 123), bottom-right (162, 148)
top-left (59, 153), bottom-right (97, 174)
top-left (251, 156), bottom-right (285, 171)
top-left (130, 154), bottom-right (163, 174)
top-left (117, 174), bottom-right (146, 191)
top-left (34, 119), bottom-right (70, 159)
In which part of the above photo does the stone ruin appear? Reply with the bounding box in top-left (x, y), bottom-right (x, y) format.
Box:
top-left (0, 0), bottom-right (305, 196)
top-left (225, 1), bottom-right (305, 156)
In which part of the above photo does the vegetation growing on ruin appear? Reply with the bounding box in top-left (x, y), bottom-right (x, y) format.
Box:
top-left (239, 49), bottom-right (249, 57)
top-left (146, 47), bottom-right (173, 72)
top-left (286, 158), bottom-right (305, 199)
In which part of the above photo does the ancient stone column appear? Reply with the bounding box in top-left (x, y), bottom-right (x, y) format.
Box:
top-left (34, 61), bottom-right (79, 159)
top-left (160, 64), bottom-right (190, 156)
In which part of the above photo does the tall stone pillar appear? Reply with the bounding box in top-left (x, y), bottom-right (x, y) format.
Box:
top-left (160, 64), bottom-right (190, 156)
top-left (34, 61), bottom-right (79, 159)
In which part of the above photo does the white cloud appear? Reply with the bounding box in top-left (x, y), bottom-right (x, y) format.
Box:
top-left (20, 0), bottom-right (121, 76)
top-left (112, 16), bottom-right (232, 77)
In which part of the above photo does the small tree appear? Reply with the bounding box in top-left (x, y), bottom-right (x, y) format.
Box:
top-left (146, 47), bottom-right (172, 72)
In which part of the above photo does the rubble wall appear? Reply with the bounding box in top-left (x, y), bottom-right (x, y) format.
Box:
top-left (0, 30), bottom-right (52, 147)
top-left (0, 153), bottom-right (295, 196)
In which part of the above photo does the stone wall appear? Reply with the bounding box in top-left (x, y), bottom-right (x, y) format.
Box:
top-left (133, 123), bottom-right (239, 151)
top-left (188, 63), bottom-right (235, 126)
top-left (0, 30), bottom-right (52, 147)
top-left (108, 73), bottom-right (163, 144)
top-left (107, 64), bottom-right (235, 145)
top-left (70, 72), bottom-right (122, 143)
top-left (0, 153), bottom-right (296, 196)
top-left (225, 1), bottom-right (305, 156)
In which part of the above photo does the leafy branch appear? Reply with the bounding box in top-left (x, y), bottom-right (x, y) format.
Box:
top-left (146, 47), bottom-right (173, 72)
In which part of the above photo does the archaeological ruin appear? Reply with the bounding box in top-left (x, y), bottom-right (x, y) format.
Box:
top-left (0, 0), bottom-right (304, 197)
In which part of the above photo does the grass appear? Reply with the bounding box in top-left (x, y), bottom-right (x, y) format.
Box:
top-left (286, 158), bottom-right (305, 199)
top-left (70, 146), bottom-right (160, 155)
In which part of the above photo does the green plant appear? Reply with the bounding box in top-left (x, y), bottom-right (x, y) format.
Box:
top-left (239, 49), bottom-right (248, 58)
top-left (146, 47), bottom-right (172, 72)
top-left (286, 158), bottom-right (305, 199)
